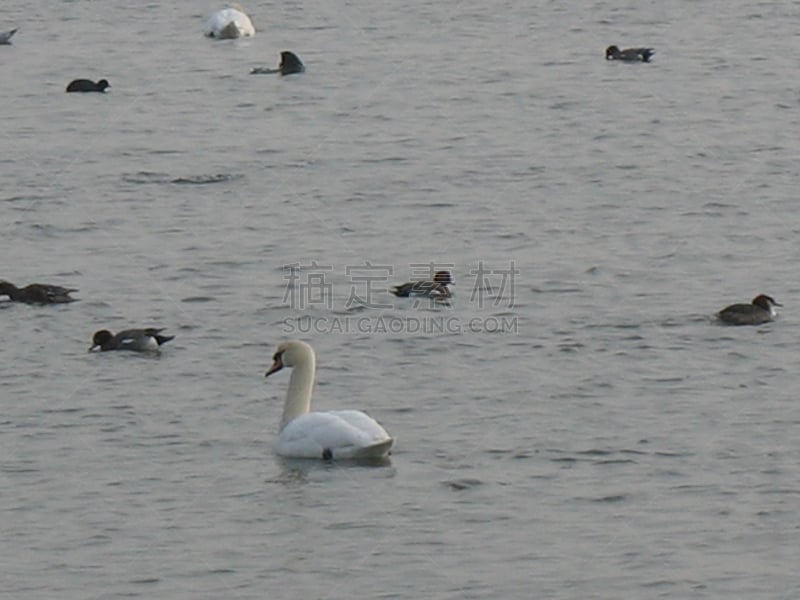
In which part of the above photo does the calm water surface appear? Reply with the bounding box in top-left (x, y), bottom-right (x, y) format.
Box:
top-left (2, 1), bottom-right (799, 598)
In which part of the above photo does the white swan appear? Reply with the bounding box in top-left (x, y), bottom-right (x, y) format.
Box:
top-left (204, 5), bottom-right (255, 39)
top-left (265, 340), bottom-right (394, 460)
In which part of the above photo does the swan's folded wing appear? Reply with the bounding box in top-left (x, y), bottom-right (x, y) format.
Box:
top-left (277, 411), bottom-right (391, 458)
top-left (328, 410), bottom-right (391, 440)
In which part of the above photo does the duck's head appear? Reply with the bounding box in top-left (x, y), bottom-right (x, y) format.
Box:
top-left (752, 294), bottom-right (781, 311)
top-left (90, 329), bottom-right (113, 351)
top-left (433, 271), bottom-right (453, 285)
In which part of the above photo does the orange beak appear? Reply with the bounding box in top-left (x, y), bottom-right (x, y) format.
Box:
top-left (265, 355), bottom-right (284, 377)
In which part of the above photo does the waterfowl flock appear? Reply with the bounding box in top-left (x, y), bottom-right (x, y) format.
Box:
top-left (1, 9), bottom-right (786, 463)
top-left (3, 264), bottom-right (783, 462)
top-left (2, 5), bottom-right (304, 95)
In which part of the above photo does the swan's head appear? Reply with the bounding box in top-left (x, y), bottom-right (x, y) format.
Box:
top-left (265, 339), bottom-right (315, 377)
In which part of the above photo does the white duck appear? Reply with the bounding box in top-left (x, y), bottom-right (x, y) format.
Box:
top-left (265, 340), bottom-right (394, 460)
top-left (204, 5), bottom-right (255, 39)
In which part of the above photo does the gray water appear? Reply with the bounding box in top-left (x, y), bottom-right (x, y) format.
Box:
top-left (2, 1), bottom-right (799, 598)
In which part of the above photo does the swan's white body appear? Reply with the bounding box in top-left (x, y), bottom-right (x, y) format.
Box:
top-left (204, 7), bottom-right (255, 39)
top-left (265, 340), bottom-right (394, 460)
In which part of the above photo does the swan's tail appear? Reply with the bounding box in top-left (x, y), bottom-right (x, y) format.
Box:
top-left (352, 438), bottom-right (394, 459)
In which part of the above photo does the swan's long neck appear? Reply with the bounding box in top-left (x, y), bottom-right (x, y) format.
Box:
top-left (281, 352), bottom-right (315, 429)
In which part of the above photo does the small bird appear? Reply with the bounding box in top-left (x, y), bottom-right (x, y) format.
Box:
top-left (0, 280), bottom-right (77, 304)
top-left (0, 28), bottom-right (17, 45)
top-left (250, 51), bottom-right (305, 75)
top-left (716, 294), bottom-right (781, 326)
top-left (391, 270), bottom-right (453, 298)
top-left (605, 45), bottom-right (654, 62)
top-left (89, 328), bottom-right (174, 352)
top-left (66, 79), bottom-right (110, 93)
